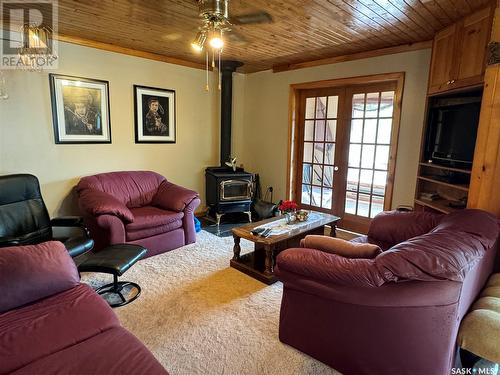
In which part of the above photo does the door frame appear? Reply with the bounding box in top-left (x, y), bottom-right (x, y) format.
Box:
top-left (286, 72), bottom-right (405, 232)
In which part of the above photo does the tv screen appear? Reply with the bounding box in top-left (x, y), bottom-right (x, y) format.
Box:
top-left (426, 99), bottom-right (481, 167)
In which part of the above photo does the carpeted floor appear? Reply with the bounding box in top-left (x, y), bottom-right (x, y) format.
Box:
top-left (81, 231), bottom-right (340, 375)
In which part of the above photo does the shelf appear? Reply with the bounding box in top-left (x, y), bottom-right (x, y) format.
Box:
top-left (419, 162), bottom-right (471, 174)
top-left (417, 176), bottom-right (469, 191)
top-left (414, 199), bottom-right (464, 214)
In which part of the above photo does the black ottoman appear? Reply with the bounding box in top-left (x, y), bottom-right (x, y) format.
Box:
top-left (78, 244), bottom-right (147, 308)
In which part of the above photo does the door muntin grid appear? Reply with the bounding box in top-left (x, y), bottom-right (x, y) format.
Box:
top-left (345, 91), bottom-right (395, 218)
top-left (301, 95), bottom-right (338, 209)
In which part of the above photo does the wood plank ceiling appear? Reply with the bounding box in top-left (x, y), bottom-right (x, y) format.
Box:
top-left (54, 0), bottom-right (492, 72)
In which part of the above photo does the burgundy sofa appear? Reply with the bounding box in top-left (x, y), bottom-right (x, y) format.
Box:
top-left (0, 241), bottom-right (167, 375)
top-left (275, 209), bottom-right (499, 375)
top-left (77, 171), bottom-right (200, 257)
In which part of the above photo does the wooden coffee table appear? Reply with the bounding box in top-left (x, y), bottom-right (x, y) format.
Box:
top-left (230, 211), bottom-right (340, 284)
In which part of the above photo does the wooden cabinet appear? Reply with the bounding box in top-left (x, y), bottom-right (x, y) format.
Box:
top-left (428, 6), bottom-right (494, 95)
top-left (428, 25), bottom-right (458, 94)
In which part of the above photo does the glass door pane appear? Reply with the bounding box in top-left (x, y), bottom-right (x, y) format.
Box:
top-left (301, 94), bottom-right (339, 210)
top-left (344, 91), bottom-right (395, 218)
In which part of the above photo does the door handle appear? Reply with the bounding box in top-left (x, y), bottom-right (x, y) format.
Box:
top-left (334, 166), bottom-right (339, 171)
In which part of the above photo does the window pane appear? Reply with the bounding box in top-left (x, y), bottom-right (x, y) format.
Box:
top-left (347, 168), bottom-right (360, 191)
top-left (313, 165), bottom-right (323, 185)
top-left (301, 184), bottom-right (311, 205)
top-left (350, 119), bottom-right (363, 143)
top-left (303, 142), bottom-right (313, 163)
top-left (304, 120), bottom-right (314, 141)
top-left (313, 143), bottom-right (324, 164)
top-left (361, 145), bottom-right (375, 169)
top-left (379, 91), bottom-right (394, 118)
top-left (365, 92), bottom-right (379, 118)
top-left (348, 144), bottom-right (361, 168)
top-left (302, 164), bottom-right (312, 184)
top-left (358, 193), bottom-right (371, 217)
top-left (316, 97), bottom-right (327, 118)
top-left (375, 145), bottom-right (390, 170)
top-left (352, 94), bottom-right (365, 118)
top-left (345, 191), bottom-right (357, 214)
top-left (324, 143), bottom-right (335, 165)
top-left (377, 118), bottom-right (392, 144)
top-left (327, 96), bottom-right (338, 118)
top-left (323, 166), bottom-right (334, 187)
top-left (373, 171), bottom-right (387, 196)
top-left (322, 188), bottom-right (332, 209)
top-left (363, 119), bottom-right (377, 143)
top-left (370, 195), bottom-right (385, 218)
top-left (326, 120), bottom-right (336, 142)
top-left (305, 98), bottom-right (315, 119)
top-left (311, 186), bottom-right (321, 207)
top-left (315, 120), bottom-right (325, 141)
top-left (359, 169), bottom-right (373, 194)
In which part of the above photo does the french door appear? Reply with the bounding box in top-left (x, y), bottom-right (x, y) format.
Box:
top-left (295, 81), bottom-right (400, 233)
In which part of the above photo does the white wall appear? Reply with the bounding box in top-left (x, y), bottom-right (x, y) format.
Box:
top-left (234, 49), bottom-right (431, 209)
top-left (0, 41), bottom-right (219, 216)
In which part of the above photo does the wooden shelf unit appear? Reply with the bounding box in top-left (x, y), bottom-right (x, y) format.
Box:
top-left (413, 4), bottom-right (495, 215)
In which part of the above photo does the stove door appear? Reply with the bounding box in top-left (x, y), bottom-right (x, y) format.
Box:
top-left (220, 179), bottom-right (252, 201)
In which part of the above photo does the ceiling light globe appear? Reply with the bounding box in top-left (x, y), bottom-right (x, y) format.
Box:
top-left (209, 37), bottom-right (224, 49)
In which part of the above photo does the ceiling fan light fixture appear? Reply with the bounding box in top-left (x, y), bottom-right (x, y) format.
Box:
top-left (208, 30), bottom-right (224, 49)
top-left (191, 31), bottom-right (207, 52)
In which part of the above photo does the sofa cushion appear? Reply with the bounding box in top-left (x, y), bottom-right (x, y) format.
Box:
top-left (126, 206), bottom-right (184, 241)
top-left (302, 235), bottom-right (382, 259)
top-left (10, 327), bottom-right (168, 375)
top-left (0, 241), bottom-right (80, 313)
top-left (0, 284), bottom-right (119, 374)
top-left (368, 210), bottom-right (443, 249)
top-left (77, 171), bottom-right (165, 208)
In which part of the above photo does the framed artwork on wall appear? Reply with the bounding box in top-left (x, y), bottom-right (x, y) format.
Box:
top-left (134, 85), bottom-right (176, 143)
top-left (49, 74), bottom-right (111, 144)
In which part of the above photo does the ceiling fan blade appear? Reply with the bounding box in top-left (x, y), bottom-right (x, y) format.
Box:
top-left (226, 31), bottom-right (248, 45)
top-left (229, 11), bottom-right (273, 25)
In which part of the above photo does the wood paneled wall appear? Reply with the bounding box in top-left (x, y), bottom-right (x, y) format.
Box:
top-left (468, 1), bottom-right (500, 216)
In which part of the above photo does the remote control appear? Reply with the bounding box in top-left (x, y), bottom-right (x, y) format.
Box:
top-left (251, 227), bottom-right (265, 236)
top-left (261, 228), bottom-right (272, 237)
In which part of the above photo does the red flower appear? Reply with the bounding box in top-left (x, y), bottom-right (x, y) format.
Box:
top-left (279, 200), bottom-right (298, 212)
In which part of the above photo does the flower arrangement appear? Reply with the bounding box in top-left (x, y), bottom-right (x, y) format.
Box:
top-left (278, 200), bottom-right (298, 214)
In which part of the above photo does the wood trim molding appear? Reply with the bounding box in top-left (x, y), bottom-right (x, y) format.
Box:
top-left (57, 34), bottom-right (207, 71)
top-left (290, 72), bottom-right (405, 90)
top-left (273, 41), bottom-right (432, 73)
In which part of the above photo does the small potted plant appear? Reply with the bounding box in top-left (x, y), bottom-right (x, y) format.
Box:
top-left (279, 200), bottom-right (298, 224)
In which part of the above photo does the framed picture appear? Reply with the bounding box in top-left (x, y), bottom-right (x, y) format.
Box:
top-left (49, 74), bottom-right (111, 144)
top-left (134, 85), bottom-right (176, 143)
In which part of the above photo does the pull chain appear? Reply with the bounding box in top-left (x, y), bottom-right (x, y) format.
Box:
top-left (218, 49), bottom-right (222, 91)
top-left (205, 50), bottom-right (209, 92)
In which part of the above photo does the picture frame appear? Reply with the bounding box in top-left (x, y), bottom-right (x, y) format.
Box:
top-left (134, 85), bottom-right (176, 144)
top-left (49, 74), bottom-right (111, 144)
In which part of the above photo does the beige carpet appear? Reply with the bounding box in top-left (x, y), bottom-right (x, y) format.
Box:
top-left (81, 231), bottom-right (340, 375)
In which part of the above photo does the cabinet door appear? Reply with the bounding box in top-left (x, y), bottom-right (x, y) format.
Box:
top-left (453, 7), bottom-right (493, 89)
top-left (428, 25), bottom-right (457, 94)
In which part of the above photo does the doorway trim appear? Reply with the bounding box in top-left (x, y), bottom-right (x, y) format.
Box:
top-left (286, 72), bottom-right (405, 219)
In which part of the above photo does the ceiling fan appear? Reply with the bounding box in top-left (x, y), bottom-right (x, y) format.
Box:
top-left (191, 0), bottom-right (272, 49)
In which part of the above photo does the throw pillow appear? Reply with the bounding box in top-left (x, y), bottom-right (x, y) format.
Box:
top-left (302, 235), bottom-right (382, 259)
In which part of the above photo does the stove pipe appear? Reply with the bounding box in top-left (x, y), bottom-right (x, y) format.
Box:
top-left (220, 60), bottom-right (243, 166)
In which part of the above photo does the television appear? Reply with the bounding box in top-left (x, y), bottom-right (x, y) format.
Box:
top-left (425, 93), bottom-right (482, 169)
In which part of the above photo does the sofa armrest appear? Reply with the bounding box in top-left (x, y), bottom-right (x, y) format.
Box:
top-left (0, 241), bottom-right (80, 313)
top-left (78, 189), bottom-right (134, 223)
top-left (152, 181), bottom-right (199, 212)
top-left (275, 248), bottom-right (385, 287)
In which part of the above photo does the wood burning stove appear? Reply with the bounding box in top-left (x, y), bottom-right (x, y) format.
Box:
top-left (205, 167), bottom-right (253, 225)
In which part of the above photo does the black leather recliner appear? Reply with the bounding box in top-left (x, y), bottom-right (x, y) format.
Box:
top-left (0, 174), bottom-right (93, 257)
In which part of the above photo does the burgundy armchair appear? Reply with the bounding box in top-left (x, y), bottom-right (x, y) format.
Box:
top-left (275, 209), bottom-right (499, 375)
top-left (77, 171), bottom-right (200, 257)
